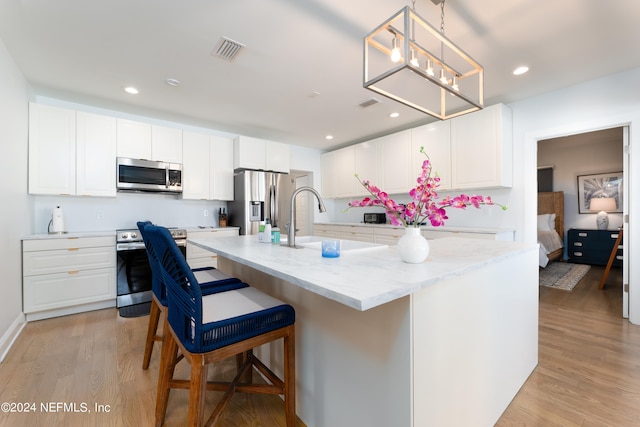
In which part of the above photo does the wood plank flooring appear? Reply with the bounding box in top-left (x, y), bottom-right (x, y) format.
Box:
top-left (0, 265), bottom-right (637, 426)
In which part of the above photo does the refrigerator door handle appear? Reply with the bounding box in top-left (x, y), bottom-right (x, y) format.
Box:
top-left (269, 183), bottom-right (277, 225)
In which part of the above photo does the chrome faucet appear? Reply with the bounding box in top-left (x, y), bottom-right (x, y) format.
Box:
top-left (286, 186), bottom-right (326, 247)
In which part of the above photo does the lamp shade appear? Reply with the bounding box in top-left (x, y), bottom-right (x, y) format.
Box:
top-left (589, 197), bottom-right (616, 212)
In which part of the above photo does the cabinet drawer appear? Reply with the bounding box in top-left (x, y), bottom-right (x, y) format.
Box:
top-left (23, 267), bottom-right (116, 313)
top-left (187, 256), bottom-right (218, 269)
top-left (373, 227), bottom-right (404, 245)
top-left (187, 243), bottom-right (221, 260)
top-left (188, 229), bottom-right (238, 239)
top-left (337, 232), bottom-right (374, 243)
top-left (23, 236), bottom-right (115, 252)
top-left (23, 246), bottom-right (116, 276)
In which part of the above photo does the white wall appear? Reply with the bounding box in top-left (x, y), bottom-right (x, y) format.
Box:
top-left (510, 66), bottom-right (640, 324)
top-left (0, 38), bottom-right (30, 360)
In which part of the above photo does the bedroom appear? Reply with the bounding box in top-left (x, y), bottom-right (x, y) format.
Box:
top-left (537, 127), bottom-right (624, 317)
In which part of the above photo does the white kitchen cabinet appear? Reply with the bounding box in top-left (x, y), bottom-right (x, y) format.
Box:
top-left (335, 224), bottom-right (374, 243)
top-left (182, 131), bottom-right (211, 200)
top-left (210, 135), bottom-right (234, 200)
top-left (152, 124), bottom-right (183, 163)
top-left (373, 226), bottom-right (405, 245)
top-left (76, 112), bottom-right (117, 197)
top-left (116, 119), bottom-right (152, 159)
top-left (320, 151), bottom-right (336, 199)
top-left (22, 235), bottom-right (116, 321)
top-left (183, 132), bottom-right (234, 200)
top-left (380, 130), bottom-right (413, 194)
top-left (334, 146), bottom-right (357, 198)
top-left (187, 228), bottom-right (239, 268)
top-left (450, 103), bottom-right (513, 189)
top-left (354, 138), bottom-right (381, 196)
top-left (234, 136), bottom-right (290, 173)
top-left (411, 121), bottom-right (451, 190)
top-left (28, 103), bottom-right (76, 196)
top-left (313, 224), bottom-right (338, 238)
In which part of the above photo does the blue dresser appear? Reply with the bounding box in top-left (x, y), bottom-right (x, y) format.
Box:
top-left (567, 228), bottom-right (623, 266)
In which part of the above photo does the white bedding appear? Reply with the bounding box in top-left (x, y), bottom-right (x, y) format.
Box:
top-left (538, 229), bottom-right (564, 268)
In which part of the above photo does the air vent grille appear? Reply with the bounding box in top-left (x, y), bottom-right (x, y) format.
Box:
top-left (358, 98), bottom-right (382, 108)
top-left (212, 37), bottom-right (245, 62)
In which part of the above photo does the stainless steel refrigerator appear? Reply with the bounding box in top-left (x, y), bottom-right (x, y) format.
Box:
top-left (228, 170), bottom-right (291, 235)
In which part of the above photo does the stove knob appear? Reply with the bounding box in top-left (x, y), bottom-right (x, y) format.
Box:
top-left (121, 232), bottom-right (128, 240)
top-left (131, 232), bottom-right (137, 239)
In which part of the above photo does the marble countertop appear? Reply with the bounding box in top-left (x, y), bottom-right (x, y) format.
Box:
top-left (22, 231), bottom-right (117, 240)
top-left (189, 235), bottom-right (536, 311)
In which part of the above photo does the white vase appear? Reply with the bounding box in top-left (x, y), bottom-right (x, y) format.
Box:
top-left (397, 227), bottom-right (429, 263)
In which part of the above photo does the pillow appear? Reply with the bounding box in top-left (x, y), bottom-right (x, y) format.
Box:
top-left (537, 214), bottom-right (552, 231)
top-left (548, 213), bottom-right (556, 231)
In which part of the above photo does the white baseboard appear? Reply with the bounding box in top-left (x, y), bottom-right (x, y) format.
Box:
top-left (0, 313), bottom-right (26, 363)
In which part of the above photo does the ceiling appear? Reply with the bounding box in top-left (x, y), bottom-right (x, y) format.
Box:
top-left (1, 0), bottom-right (639, 151)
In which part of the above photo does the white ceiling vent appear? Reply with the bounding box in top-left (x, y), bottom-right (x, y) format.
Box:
top-left (358, 97), bottom-right (382, 109)
top-left (212, 36), bottom-right (245, 62)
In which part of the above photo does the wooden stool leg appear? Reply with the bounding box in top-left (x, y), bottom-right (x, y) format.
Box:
top-left (285, 325), bottom-right (296, 427)
top-left (187, 354), bottom-right (208, 427)
top-left (155, 318), bottom-right (177, 427)
top-left (143, 298), bottom-right (162, 369)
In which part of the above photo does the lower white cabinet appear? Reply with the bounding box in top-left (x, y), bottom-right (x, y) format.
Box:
top-left (187, 228), bottom-right (239, 268)
top-left (22, 236), bottom-right (116, 321)
top-left (336, 225), bottom-right (374, 243)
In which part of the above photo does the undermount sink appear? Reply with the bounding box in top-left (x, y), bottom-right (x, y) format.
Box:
top-left (283, 236), bottom-right (388, 253)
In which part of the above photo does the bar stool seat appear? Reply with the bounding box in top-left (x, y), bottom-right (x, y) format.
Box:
top-left (137, 221), bottom-right (247, 370)
top-left (146, 225), bottom-right (296, 427)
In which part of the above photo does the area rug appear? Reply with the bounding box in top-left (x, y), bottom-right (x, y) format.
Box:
top-left (539, 263), bottom-right (591, 291)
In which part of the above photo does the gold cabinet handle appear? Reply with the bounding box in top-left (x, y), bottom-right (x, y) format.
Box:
top-left (67, 270), bottom-right (80, 275)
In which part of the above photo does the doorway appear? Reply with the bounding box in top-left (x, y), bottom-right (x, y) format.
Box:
top-left (537, 126), bottom-right (628, 317)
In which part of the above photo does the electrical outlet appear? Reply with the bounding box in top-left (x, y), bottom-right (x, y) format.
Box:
top-left (203, 209), bottom-right (209, 217)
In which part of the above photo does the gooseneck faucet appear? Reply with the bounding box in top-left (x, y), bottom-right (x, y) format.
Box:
top-left (287, 186), bottom-right (326, 248)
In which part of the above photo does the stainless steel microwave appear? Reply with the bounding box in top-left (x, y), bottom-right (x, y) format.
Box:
top-left (116, 157), bottom-right (182, 193)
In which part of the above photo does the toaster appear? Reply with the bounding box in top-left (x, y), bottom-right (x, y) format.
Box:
top-left (363, 213), bottom-right (387, 224)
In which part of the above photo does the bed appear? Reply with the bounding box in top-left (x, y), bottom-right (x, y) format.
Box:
top-left (538, 191), bottom-right (565, 268)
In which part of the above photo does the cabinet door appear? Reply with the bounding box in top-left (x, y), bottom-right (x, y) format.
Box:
top-left (116, 119), bottom-right (152, 159)
top-left (28, 103), bottom-right (76, 195)
top-left (210, 135), bottom-right (234, 200)
top-left (234, 136), bottom-right (266, 170)
top-left (320, 151), bottom-right (336, 199)
top-left (182, 131), bottom-right (211, 200)
top-left (411, 121), bottom-right (451, 190)
top-left (151, 124), bottom-right (182, 163)
top-left (380, 130), bottom-right (412, 194)
top-left (266, 140), bottom-right (290, 173)
top-left (450, 104), bottom-right (512, 189)
top-left (354, 139), bottom-right (381, 196)
top-left (334, 146), bottom-right (357, 198)
top-left (76, 112), bottom-right (117, 197)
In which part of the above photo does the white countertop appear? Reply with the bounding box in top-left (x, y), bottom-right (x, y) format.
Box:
top-left (189, 235), bottom-right (536, 311)
top-left (21, 231), bottom-right (117, 240)
top-left (315, 221), bottom-right (515, 234)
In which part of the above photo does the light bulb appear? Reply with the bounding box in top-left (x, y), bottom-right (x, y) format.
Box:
top-left (439, 69), bottom-right (448, 85)
top-left (409, 49), bottom-right (419, 67)
top-left (426, 59), bottom-right (434, 76)
top-left (390, 37), bottom-right (401, 63)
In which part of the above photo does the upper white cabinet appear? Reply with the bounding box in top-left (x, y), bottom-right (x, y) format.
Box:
top-left (320, 151), bottom-right (336, 199)
top-left (334, 146), bottom-right (357, 198)
top-left (29, 103), bottom-right (76, 196)
top-left (182, 131), bottom-right (234, 200)
top-left (152, 124), bottom-right (183, 163)
top-left (380, 130), bottom-right (413, 194)
top-left (209, 135), bottom-right (234, 200)
top-left (411, 121), bottom-right (451, 190)
top-left (354, 138), bottom-right (380, 196)
top-left (76, 112), bottom-right (117, 197)
top-left (116, 119), bottom-right (152, 159)
top-left (450, 103), bottom-right (513, 189)
top-left (29, 104), bottom-right (116, 197)
top-left (234, 136), bottom-right (290, 173)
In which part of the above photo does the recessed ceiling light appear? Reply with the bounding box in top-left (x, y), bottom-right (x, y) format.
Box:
top-left (165, 78), bottom-right (180, 87)
top-left (124, 86), bottom-right (139, 95)
top-left (325, 135), bottom-right (334, 140)
top-left (513, 66), bottom-right (529, 76)
top-left (389, 112), bottom-right (400, 118)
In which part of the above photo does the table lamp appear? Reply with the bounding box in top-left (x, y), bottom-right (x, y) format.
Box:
top-left (589, 197), bottom-right (617, 230)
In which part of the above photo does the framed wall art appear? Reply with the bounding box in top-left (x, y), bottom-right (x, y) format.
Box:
top-left (577, 171), bottom-right (623, 214)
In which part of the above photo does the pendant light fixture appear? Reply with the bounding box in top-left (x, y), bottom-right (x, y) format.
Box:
top-left (364, 0), bottom-right (483, 120)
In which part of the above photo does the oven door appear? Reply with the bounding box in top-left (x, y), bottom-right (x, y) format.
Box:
top-left (116, 242), bottom-right (186, 308)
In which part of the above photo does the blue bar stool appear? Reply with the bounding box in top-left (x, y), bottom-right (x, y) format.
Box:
top-left (145, 225), bottom-right (296, 427)
top-left (137, 221), bottom-right (247, 370)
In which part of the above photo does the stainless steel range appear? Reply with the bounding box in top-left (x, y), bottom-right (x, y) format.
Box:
top-left (116, 227), bottom-right (187, 309)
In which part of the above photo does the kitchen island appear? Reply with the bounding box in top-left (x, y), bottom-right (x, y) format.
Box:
top-left (189, 235), bottom-right (539, 427)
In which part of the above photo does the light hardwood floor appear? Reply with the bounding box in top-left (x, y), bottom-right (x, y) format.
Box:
top-left (0, 265), bottom-right (637, 426)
